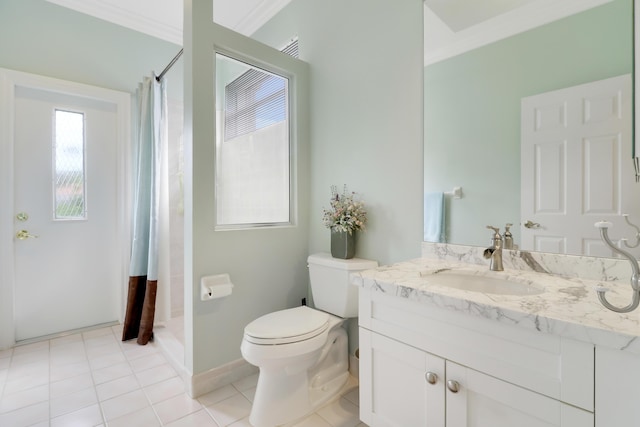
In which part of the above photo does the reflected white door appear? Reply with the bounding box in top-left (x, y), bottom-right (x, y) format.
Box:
top-left (520, 74), bottom-right (638, 257)
top-left (13, 85), bottom-right (122, 341)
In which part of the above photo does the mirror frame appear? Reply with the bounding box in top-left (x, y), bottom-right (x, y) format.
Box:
top-left (635, 0), bottom-right (638, 163)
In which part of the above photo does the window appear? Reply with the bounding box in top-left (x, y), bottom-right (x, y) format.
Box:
top-left (215, 53), bottom-right (291, 227)
top-left (53, 109), bottom-right (86, 220)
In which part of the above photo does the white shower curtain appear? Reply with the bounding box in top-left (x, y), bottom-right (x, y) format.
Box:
top-left (122, 74), bottom-right (167, 345)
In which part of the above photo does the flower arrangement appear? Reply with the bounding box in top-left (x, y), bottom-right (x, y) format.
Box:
top-left (322, 185), bottom-right (367, 235)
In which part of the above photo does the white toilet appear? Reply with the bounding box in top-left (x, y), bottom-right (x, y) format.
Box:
top-left (240, 253), bottom-right (377, 427)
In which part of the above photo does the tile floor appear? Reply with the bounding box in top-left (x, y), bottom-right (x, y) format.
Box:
top-left (0, 325), bottom-right (367, 427)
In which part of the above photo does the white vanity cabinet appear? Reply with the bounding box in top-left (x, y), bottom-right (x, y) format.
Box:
top-left (358, 288), bottom-right (595, 426)
top-left (360, 329), bottom-right (592, 427)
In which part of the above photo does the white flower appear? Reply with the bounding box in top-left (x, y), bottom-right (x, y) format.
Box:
top-left (322, 185), bottom-right (367, 234)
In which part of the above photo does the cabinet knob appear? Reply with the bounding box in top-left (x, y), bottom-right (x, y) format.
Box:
top-left (446, 380), bottom-right (460, 393)
top-left (425, 372), bottom-right (438, 385)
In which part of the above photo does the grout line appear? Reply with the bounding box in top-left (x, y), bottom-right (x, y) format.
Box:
top-left (2, 325), bottom-right (364, 427)
top-left (47, 339), bottom-right (52, 426)
top-left (112, 324), bottom-right (166, 426)
top-left (82, 326), bottom-right (107, 426)
top-left (14, 321), bottom-right (119, 348)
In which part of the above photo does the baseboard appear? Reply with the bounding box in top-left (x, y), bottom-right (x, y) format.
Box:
top-left (188, 358), bottom-right (258, 398)
top-left (154, 324), bottom-right (258, 398)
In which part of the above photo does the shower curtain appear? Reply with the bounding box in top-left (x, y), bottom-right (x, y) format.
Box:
top-left (122, 74), bottom-right (167, 345)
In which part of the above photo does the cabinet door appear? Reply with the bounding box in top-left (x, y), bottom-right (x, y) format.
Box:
top-left (446, 362), bottom-right (593, 427)
top-left (595, 346), bottom-right (640, 426)
top-left (359, 328), bottom-right (445, 426)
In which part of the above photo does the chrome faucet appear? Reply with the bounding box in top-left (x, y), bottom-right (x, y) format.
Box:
top-left (483, 226), bottom-right (504, 271)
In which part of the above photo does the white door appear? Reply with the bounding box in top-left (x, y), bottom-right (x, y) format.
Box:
top-left (521, 74), bottom-right (638, 257)
top-left (595, 347), bottom-right (640, 426)
top-left (445, 362), bottom-right (593, 427)
top-left (359, 328), bottom-right (445, 426)
top-left (10, 78), bottom-right (126, 341)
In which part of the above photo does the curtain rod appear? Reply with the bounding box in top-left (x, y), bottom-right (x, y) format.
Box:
top-left (156, 48), bottom-right (183, 82)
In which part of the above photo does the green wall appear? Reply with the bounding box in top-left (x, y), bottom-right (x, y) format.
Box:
top-left (2, 0), bottom-right (424, 374)
top-left (424, 0), bottom-right (632, 247)
top-left (182, 0), bottom-right (423, 374)
top-left (0, 0), bottom-right (182, 100)
top-left (254, 0), bottom-right (424, 265)
top-left (254, 0), bottom-right (424, 358)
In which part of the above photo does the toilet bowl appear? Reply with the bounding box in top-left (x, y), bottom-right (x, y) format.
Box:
top-left (240, 253), bottom-right (378, 427)
top-left (241, 306), bottom-right (348, 427)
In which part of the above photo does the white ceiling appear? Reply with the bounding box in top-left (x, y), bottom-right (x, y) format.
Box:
top-left (45, 0), bottom-right (294, 44)
top-left (46, 0), bottom-right (612, 66)
top-left (424, 0), bottom-right (612, 65)
top-left (424, 0), bottom-right (538, 32)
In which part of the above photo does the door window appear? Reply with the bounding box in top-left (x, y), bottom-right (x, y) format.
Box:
top-left (53, 109), bottom-right (86, 220)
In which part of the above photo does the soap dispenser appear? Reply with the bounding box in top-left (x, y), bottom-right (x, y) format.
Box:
top-left (503, 223), bottom-right (514, 250)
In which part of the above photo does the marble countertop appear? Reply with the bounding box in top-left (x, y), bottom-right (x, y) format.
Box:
top-left (352, 257), bottom-right (640, 354)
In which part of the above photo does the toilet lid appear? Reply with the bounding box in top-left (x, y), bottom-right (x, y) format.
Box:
top-left (244, 306), bottom-right (329, 345)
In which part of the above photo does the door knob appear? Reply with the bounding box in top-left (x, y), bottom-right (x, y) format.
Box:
top-left (524, 220), bottom-right (541, 229)
top-left (16, 230), bottom-right (38, 240)
top-left (446, 380), bottom-right (460, 393)
top-left (425, 372), bottom-right (438, 385)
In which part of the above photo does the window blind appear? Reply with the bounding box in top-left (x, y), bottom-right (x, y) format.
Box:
top-left (224, 39), bottom-right (298, 141)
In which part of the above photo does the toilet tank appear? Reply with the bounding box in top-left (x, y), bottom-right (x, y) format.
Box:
top-left (307, 253), bottom-right (378, 318)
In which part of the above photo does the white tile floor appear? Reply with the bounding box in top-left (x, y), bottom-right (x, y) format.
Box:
top-left (0, 325), bottom-right (367, 427)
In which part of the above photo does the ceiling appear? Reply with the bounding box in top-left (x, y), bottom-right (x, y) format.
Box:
top-left (424, 0), bottom-right (539, 32)
top-left (44, 0), bottom-right (294, 44)
top-left (45, 0), bottom-right (612, 65)
top-left (424, 0), bottom-right (612, 65)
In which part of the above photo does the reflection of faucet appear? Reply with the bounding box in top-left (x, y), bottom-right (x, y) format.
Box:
top-left (503, 223), bottom-right (514, 249)
top-left (594, 221), bottom-right (640, 313)
top-left (483, 226), bottom-right (504, 271)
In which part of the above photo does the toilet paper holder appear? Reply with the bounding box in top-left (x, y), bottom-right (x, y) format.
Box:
top-left (200, 274), bottom-right (234, 301)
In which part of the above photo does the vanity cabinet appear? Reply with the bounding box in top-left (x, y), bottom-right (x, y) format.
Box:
top-left (358, 288), bottom-right (594, 426)
top-left (360, 329), bottom-right (592, 426)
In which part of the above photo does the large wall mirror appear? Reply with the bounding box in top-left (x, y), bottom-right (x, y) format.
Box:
top-left (423, 0), bottom-right (638, 258)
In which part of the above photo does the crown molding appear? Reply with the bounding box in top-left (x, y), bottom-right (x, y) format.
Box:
top-left (47, 0), bottom-right (610, 68)
top-left (233, 0), bottom-right (293, 36)
top-left (45, 0), bottom-right (292, 44)
top-left (46, 0), bottom-right (182, 45)
top-left (424, 0), bottom-right (612, 66)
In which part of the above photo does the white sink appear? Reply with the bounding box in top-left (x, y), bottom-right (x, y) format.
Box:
top-left (427, 270), bottom-right (545, 296)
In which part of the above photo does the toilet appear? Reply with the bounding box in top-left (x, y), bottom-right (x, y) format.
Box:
top-left (240, 253), bottom-right (377, 427)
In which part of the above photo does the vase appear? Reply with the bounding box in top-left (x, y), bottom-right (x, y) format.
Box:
top-left (331, 230), bottom-right (356, 259)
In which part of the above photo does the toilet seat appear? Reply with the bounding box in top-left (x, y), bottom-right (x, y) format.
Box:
top-left (244, 306), bottom-right (329, 345)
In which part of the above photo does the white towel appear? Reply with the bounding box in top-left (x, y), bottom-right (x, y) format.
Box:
top-left (424, 192), bottom-right (444, 242)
